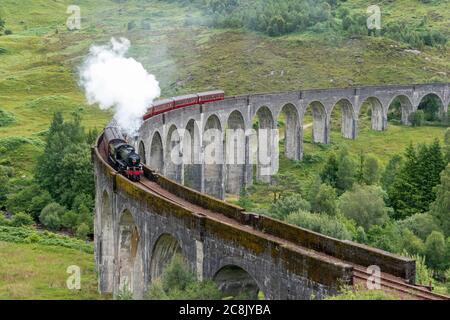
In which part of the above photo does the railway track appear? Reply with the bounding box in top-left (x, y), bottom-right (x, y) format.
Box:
top-left (135, 176), bottom-right (449, 301)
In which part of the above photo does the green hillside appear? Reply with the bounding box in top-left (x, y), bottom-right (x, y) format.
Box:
top-left (0, 0), bottom-right (449, 300)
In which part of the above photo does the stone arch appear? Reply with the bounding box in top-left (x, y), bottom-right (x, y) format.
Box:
top-left (150, 131), bottom-right (164, 173)
top-left (138, 141), bottom-right (146, 164)
top-left (165, 125), bottom-right (182, 183)
top-left (203, 114), bottom-right (224, 199)
top-left (278, 103), bottom-right (301, 160)
top-left (225, 110), bottom-right (246, 194)
top-left (417, 93), bottom-right (445, 122)
top-left (99, 190), bottom-right (114, 293)
top-left (330, 99), bottom-right (356, 139)
top-left (117, 210), bottom-right (143, 296)
top-left (183, 119), bottom-right (202, 191)
top-left (252, 106), bottom-right (277, 183)
top-left (359, 97), bottom-right (385, 131)
top-left (387, 95), bottom-right (414, 125)
top-left (213, 265), bottom-right (264, 299)
top-left (149, 233), bottom-right (183, 282)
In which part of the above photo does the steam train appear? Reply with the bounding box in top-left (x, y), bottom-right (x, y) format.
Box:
top-left (143, 90), bottom-right (225, 120)
top-left (103, 125), bottom-right (144, 182)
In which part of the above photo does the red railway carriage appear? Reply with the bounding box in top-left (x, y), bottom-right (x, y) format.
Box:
top-left (143, 90), bottom-right (225, 121)
top-left (143, 98), bottom-right (174, 120)
top-left (174, 94), bottom-right (199, 109)
top-left (198, 90), bottom-right (225, 104)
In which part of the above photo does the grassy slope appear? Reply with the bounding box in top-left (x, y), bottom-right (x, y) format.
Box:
top-left (0, 241), bottom-right (104, 300)
top-left (0, 0), bottom-right (449, 298)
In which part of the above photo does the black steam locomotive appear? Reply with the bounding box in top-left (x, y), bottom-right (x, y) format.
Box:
top-left (104, 125), bottom-right (143, 182)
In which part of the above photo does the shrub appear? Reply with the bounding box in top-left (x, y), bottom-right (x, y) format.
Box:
top-left (339, 185), bottom-right (389, 230)
top-left (425, 231), bottom-right (447, 270)
top-left (76, 223), bottom-right (90, 240)
top-left (0, 109), bottom-right (16, 127)
top-left (310, 183), bottom-right (337, 216)
top-left (398, 213), bottom-right (442, 241)
top-left (327, 286), bottom-right (397, 300)
top-left (285, 210), bottom-right (353, 240)
top-left (409, 110), bottom-right (425, 127)
top-left (11, 212), bottom-right (34, 227)
top-left (147, 255), bottom-right (223, 300)
top-left (39, 202), bottom-right (66, 230)
top-left (268, 194), bottom-right (311, 219)
top-left (0, 213), bottom-right (10, 226)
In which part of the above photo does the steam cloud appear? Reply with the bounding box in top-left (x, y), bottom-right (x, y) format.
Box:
top-left (80, 37), bottom-right (161, 136)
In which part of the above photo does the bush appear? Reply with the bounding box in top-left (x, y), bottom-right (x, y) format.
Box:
top-left (0, 213), bottom-right (10, 226)
top-left (0, 226), bottom-right (93, 253)
top-left (76, 223), bottom-right (90, 240)
top-left (0, 109), bottom-right (16, 127)
top-left (285, 210), bottom-right (353, 240)
top-left (327, 286), bottom-right (397, 300)
top-left (409, 110), bottom-right (425, 127)
top-left (39, 202), bottom-right (66, 230)
top-left (339, 185), bottom-right (389, 230)
top-left (425, 231), bottom-right (447, 270)
top-left (268, 194), bottom-right (311, 219)
top-left (398, 213), bottom-right (442, 241)
top-left (11, 212), bottom-right (34, 227)
top-left (147, 255), bottom-right (223, 300)
top-left (309, 183), bottom-right (337, 215)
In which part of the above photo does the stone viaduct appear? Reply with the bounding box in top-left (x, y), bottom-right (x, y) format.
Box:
top-left (136, 83), bottom-right (449, 199)
top-left (93, 83), bottom-right (449, 300)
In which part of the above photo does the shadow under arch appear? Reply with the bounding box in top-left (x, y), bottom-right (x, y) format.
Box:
top-left (149, 233), bottom-right (183, 282)
top-left (150, 131), bottom-right (164, 173)
top-left (203, 114), bottom-right (224, 199)
top-left (138, 141), bottom-right (146, 164)
top-left (117, 210), bottom-right (141, 294)
top-left (359, 97), bottom-right (385, 131)
top-left (387, 95), bottom-right (414, 125)
top-left (183, 119), bottom-right (202, 191)
top-left (417, 92), bottom-right (445, 122)
top-left (303, 101), bottom-right (327, 144)
top-left (252, 106), bottom-right (276, 183)
top-left (165, 124), bottom-right (182, 183)
top-left (330, 99), bottom-right (356, 139)
top-left (278, 103), bottom-right (301, 160)
top-left (225, 110), bottom-right (246, 194)
top-left (213, 265), bottom-right (264, 300)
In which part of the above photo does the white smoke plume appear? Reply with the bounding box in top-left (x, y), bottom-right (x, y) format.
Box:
top-left (80, 37), bottom-right (161, 136)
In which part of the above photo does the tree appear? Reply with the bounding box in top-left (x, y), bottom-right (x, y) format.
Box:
top-left (336, 148), bottom-right (356, 193)
top-left (320, 153), bottom-right (338, 188)
top-left (268, 194), bottom-right (311, 220)
top-left (430, 164), bottom-right (450, 237)
top-left (425, 231), bottom-right (447, 270)
top-left (381, 155), bottom-right (402, 191)
top-left (35, 113), bottom-right (94, 210)
top-left (357, 153), bottom-right (381, 185)
top-left (399, 213), bottom-right (442, 241)
top-left (388, 141), bottom-right (445, 219)
top-left (444, 128), bottom-right (450, 163)
top-left (310, 183), bottom-right (338, 216)
top-left (268, 172), bottom-right (302, 202)
top-left (339, 185), bottom-right (389, 230)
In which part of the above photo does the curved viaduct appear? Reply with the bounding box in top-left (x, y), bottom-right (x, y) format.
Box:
top-left (93, 83), bottom-right (449, 300)
top-left (137, 83), bottom-right (449, 199)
